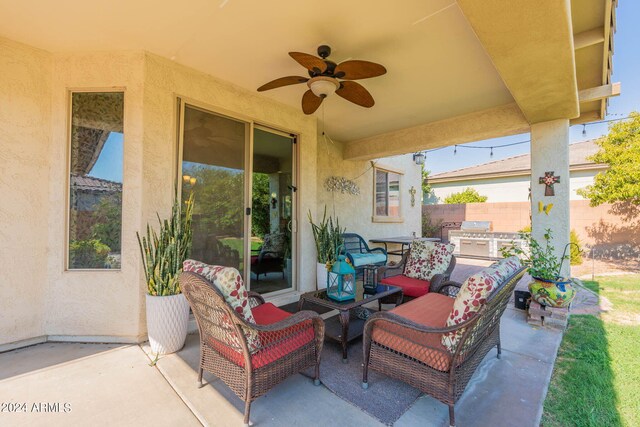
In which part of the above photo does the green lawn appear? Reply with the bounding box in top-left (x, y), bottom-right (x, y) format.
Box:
top-left (542, 275), bottom-right (640, 427)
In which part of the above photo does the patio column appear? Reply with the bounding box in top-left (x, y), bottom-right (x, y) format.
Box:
top-left (530, 119), bottom-right (571, 277)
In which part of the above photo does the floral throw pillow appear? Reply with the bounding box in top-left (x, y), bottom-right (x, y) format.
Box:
top-left (426, 242), bottom-right (455, 277)
top-left (404, 240), bottom-right (455, 281)
top-left (441, 270), bottom-right (496, 351)
top-left (183, 259), bottom-right (261, 351)
top-left (487, 256), bottom-right (521, 284)
top-left (441, 256), bottom-right (521, 351)
top-left (403, 240), bottom-right (432, 280)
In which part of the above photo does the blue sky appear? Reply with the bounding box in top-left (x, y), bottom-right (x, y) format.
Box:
top-left (89, 133), bottom-right (123, 183)
top-left (426, 0), bottom-right (640, 175)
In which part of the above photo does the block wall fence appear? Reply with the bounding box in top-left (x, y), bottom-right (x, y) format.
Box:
top-left (424, 201), bottom-right (638, 250)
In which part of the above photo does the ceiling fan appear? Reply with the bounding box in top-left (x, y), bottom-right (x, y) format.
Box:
top-left (257, 45), bottom-right (386, 114)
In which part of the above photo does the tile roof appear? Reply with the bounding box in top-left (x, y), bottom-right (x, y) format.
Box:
top-left (429, 139), bottom-right (604, 181)
top-left (70, 174), bottom-right (122, 192)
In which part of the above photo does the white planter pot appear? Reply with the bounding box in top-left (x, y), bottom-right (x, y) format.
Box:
top-left (146, 293), bottom-right (190, 355)
top-left (317, 262), bottom-right (338, 290)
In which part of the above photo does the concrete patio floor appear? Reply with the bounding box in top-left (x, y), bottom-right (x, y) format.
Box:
top-left (0, 260), bottom-right (571, 427)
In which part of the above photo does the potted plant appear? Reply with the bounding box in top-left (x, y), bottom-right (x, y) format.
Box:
top-left (500, 228), bottom-right (578, 308)
top-left (308, 207), bottom-right (345, 289)
top-left (137, 192), bottom-right (194, 355)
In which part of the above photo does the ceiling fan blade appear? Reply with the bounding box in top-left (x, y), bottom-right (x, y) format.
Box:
top-left (301, 90), bottom-right (323, 114)
top-left (289, 52), bottom-right (327, 74)
top-left (257, 76), bottom-right (309, 92)
top-left (336, 81), bottom-right (375, 108)
top-left (334, 60), bottom-right (387, 80)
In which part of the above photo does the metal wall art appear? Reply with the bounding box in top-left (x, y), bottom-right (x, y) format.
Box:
top-left (324, 176), bottom-right (360, 195)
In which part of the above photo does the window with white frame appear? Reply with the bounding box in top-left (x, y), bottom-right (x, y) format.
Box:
top-left (68, 91), bottom-right (124, 269)
top-left (373, 166), bottom-right (403, 222)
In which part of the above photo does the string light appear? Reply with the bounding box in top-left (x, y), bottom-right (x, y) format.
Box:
top-left (421, 115), bottom-right (632, 157)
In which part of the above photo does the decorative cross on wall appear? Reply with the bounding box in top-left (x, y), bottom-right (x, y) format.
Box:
top-left (539, 171), bottom-right (560, 196)
top-left (409, 186), bottom-right (417, 207)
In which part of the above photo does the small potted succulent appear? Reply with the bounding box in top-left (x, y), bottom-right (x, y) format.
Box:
top-left (500, 228), bottom-right (578, 308)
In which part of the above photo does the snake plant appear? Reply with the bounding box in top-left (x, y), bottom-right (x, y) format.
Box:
top-left (308, 206), bottom-right (345, 267)
top-left (137, 192), bottom-right (194, 296)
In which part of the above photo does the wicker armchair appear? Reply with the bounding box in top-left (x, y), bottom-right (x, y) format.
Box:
top-left (180, 271), bottom-right (325, 426)
top-left (362, 266), bottom-right (526, 426)
top-left (376, 251), bottom-right (456, 303)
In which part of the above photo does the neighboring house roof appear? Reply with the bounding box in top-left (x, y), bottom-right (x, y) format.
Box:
top-left (428, 139), bottom-right (607, 183)
top-left (70, 174), bottom-right (122, 192)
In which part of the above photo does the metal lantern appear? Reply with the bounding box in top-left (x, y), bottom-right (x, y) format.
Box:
top-left (327, 254), bottom-right (356, 301)
top-left (362, 265), bottom-right (379, 294)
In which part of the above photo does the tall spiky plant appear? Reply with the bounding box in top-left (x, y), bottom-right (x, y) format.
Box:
top-left (308, 206), bottom-right (345, 267)
top-left (137, 192), bottom-right (194, 296)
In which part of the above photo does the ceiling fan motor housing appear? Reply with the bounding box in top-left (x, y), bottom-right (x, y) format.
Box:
top-left (317, 45), bottom-right (331, 59)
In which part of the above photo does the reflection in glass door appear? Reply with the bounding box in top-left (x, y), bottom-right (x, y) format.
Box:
top-left (180, 104), bottom-right (247, 273)
top-left (249, 127), bottom-right (296, 294)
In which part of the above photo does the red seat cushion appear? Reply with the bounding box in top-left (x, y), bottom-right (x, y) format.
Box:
top-left (371, 293), bottom-right (455, 371)
top-left (251, 255), bottom-right (259, 265)
top-left (380, 274), bottom-right (431, 297)
top-left (252, 302), bottom-right (291, 325)
top-left (206, 302), bottom-right (315, 369)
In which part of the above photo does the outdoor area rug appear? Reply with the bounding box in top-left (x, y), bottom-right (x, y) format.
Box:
top-left (303, 338), bottom-right (422, 426)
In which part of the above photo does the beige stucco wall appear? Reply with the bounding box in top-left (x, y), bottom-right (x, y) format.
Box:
top-left (0, 38), bottom-right (52, 344)
top-left (429, 170), bottom-right (599, 203)
top-left (316, 137), bottom-right (422, 253)
top-left (45, 52), bottom-right (146, 341)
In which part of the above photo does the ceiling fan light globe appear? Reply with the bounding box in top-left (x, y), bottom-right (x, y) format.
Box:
top-left (308, 77), bottom-right (339, 98)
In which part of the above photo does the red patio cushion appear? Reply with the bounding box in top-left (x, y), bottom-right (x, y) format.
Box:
top-left (371, 293), bottom-right (454, 371)
top-left (206, 302), bottom-right (314, 369)
top-left (380, 274), bottom-right (431, 297)
top-left (252, 302), bottom-right (292, 326)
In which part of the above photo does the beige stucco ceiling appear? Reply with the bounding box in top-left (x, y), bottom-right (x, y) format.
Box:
top-left (0, 0), bottom-right (515, 142)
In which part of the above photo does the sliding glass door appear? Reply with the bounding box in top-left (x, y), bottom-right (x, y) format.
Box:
top-left (178, 101), bottom-right (296, 295)
top-left (180, 104), bottom-right (247, 273)
top-left (250, 127), bottom-right (296, 294)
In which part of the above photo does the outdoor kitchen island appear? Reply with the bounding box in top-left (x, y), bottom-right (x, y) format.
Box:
top-left (448, 221), bottom-right (527, 260)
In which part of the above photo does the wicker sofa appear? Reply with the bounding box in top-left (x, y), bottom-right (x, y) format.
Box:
top-left (180, 270), bottom-right (325, 427)
top-left (362, 259), bottom-right (526, 426)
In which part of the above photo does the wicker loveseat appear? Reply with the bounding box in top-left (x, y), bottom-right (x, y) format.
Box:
top-left (362, 258), bottom-right (526, 426)
top-left (180, 267), bottom-right (324, 427)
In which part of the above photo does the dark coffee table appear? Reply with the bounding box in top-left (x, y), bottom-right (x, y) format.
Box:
top-left (298, 283), bottom-right (403, 362)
